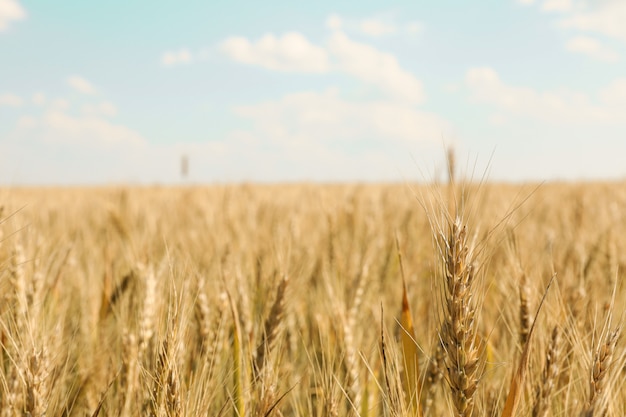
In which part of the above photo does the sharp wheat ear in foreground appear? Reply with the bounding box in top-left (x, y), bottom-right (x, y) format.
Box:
top-left (439, 216), bottom-right (483, 417)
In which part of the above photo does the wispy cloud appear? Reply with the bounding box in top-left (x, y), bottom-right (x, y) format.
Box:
top-left (405, 21), bottom-right (423, 35)
top-left (465, 66), bottom-right (624, 124)
top-left (234, 88), bottom-right (445, 145)
top-left (517, 0), bottom-right (571, 10)
top-left (39, 110), bottom-right (145, 147)
top-left (5, 78), bottom-right (145, 167)
top-left (10, 105), bottom-right (144, 150)
top-left (166, 14), bottom-right (424, 104)
top-left (599, 78), bottom-right (626, 106)
top-left (32, 92), bottom-right (46, 106)
top-left (541, 0), bottom-right (572, 13)
top-left (558, 2), bottom-right (626, 43)
top-left (220, 32), bottom-right (330, 73)
top-left (566, 36), bottom-right (619, 62)
top-left (359, 18), bottom-right (396, 37)
top-left (0, 0), bottom-right (26, 32)
top-left (326, 14), bottom-right (342, 31)
top-left (161, 48), bottom-right (193, 66)
top-left (521, 0), bottom-right (626, 63)
top-left (82, 101), bottom-right (117, 117)
top-left (218, 30), bottom-right (424, 103)
top-left (51, 98), bottom-right (70, 111)
top-left (0, 93), bottom-right (23, 107)
top-left (67, 75), bottom-right (97, 95)
top-left (325, 13), bottom-right (423, 37)
top-left (328, 31), bottom-right (424, 103)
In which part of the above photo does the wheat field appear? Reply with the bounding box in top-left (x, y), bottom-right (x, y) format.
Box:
top-left (0, 182), bottom-right (625, 416)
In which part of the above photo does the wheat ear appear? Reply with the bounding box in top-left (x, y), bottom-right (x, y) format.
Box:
top-left (519, 273), bottom-right (530, 347)
top-left (24, 347), bottom-right (51, 417)
top-left (532, 326), bottom-right (562, 417)
top-left (584, 326), bottom-right (620, 416)
top-left (254, 276), bottom-right (288, 375)
top-left (440, 217), bottom-right (482, 417)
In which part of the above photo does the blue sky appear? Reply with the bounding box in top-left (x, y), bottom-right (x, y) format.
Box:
top-left (1, 0), bottom-right (626, 184)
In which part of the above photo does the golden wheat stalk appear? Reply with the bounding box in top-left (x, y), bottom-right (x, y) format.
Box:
top-left (254, 276), bottom-right (288, 375)
top-left (344, 263), bottom-right (369, 410)
top-left (139, 266), bottom-right (157, 356)
top-left (119, 329), bottom-right (138, 415)
top-left (519, 273), bottom-right (530, 347)
top-left (532, 326), bottom-right (562, 417)
top-left (502, 275), bottom-right (555, 417)
top-left (194, 277), bottom-right (211, 356)
top-left (423, 340), bottom-right (445, 415)
top-left (2, 367), bottom-right (20, 417)
top-left (439, 218), bottom-right (481, 417)
top-left (584, 326), bottom-right (620, 416)
top-left (24, 346), bottom-right (51, 417)
top-left (226, 289), bottom-right (246, 417)
top-left (9, 243), bottom-right (28, 334)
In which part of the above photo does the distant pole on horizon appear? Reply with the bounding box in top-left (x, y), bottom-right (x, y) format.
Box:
top-left (446, 146), bottom-right (456, 219)
top-left (446, 146), bottom-right (456, 186)
top-left (181, 154), bottom-right (188, 180)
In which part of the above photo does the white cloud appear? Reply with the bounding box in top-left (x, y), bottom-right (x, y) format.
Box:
top-left (67, 76), bottom-right (97, 95)
top-left (220, 32), bottom-right (330, 73)
top-left (328, 31), bottom-right (424, 103)
top-left (218, 30), bottom-right (424, 103)
top-left (16, 115), bottom-right (36, 128)
top-left (324, 13), bottom-right (422, 37)
top-left (405, 21), bottom-right (423, 35)
top-left (2, 83), bottom-right (152, 184)
top-left (559, 2), bottom-right (626, 43)
top-left (198, 90), bottom-right (451, 182)
top-left (359, 18), bottom-right (396, 37)
top-left (0, 0), bottom-right (26, 31)
top-left (517, 0), bottom-right (536, 5)
top-left (465, 66), bottom-right (617, 124)
top-left (524, 1), bottom-right (624, 63)
top-left (0, 93), bottom-right (23, 107)
top-left (599, 78), bottom-right (626, 106)
top-left (38, 110), bottom-right (145, 148)
top-left (541, 0), bottom-right (572, 12)
top-left (99, 101), bottom-right (117, 117)
top-left (234, 89), bottom-right (447, 146)
top-left (220, 90), bottom-right (450, 181)
top-left (161, 48), bottom-right (193, 66)
top-left (51, 98), bottom-right (70, 111)
top-left (566, 35), bottom-right (619, 62)
top-left (8, 89), bottom-right (143, 150)
top-left (32, 92), bottom-right (46, 106)
top-left (82, 101), bottom-right (118, 117)
top-left (326, 14), bottom-right (342, 31)
top-left (3, 108), bottom-right (146, 185)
